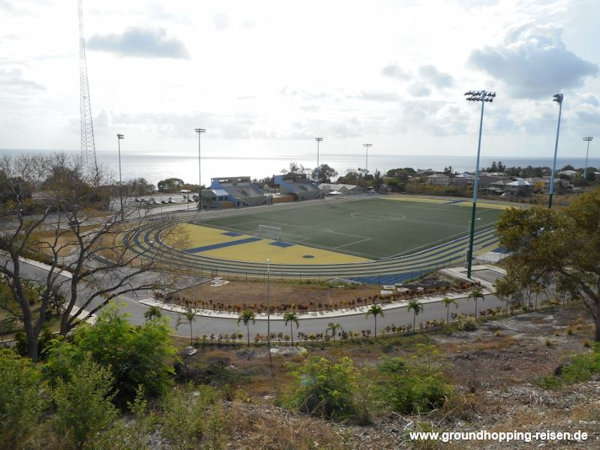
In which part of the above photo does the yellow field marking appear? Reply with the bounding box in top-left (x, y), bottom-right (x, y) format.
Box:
top-left (161, 223), bottom-right (245, 249)
top-left (161, 223), bottom-right (370, 264)
top-left (384, 195), bottom-right (517, 210)
top-left (452, 201), bottom-right (514, 210)
top-left (202, 239), bottom-right (371, 264)
top-left (382, 196), bottom-right (448, 204)
top-left (474, 242), bottom-right (501, 256)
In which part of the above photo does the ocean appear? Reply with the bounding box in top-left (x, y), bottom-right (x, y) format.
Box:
top-left (2, 148), bottom-right (599, 187)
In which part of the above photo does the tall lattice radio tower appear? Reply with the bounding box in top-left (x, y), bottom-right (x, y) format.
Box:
top-left (78, 0), bottom-right (99, 179)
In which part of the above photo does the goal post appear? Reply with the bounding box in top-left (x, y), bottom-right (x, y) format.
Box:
top-left (257, 225), bottom-right (282, 240)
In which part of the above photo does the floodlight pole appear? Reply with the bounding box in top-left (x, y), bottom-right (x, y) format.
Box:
top-left (548, 94), bottom-right (563, 209)
top-left (195, 128), bottom-right (206, 211)
top-left (363, 144), bottom-right (372, 174)
top-left (583, 137), bottom-right (593, 181)
top-left (315, 137), bottom-right (323, 187)
top-left (266, 257), bottom-right (272, 371)
top-left (117, 133), bottom-right (125, 221)
top-left (465, 90), bottom-right (495, 278)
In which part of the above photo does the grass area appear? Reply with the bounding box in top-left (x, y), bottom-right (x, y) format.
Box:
top-left (201, 198), bottom-right (502, 259)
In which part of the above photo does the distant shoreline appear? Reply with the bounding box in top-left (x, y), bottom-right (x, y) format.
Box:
top-left (2, 148), bottom-right (599, 186)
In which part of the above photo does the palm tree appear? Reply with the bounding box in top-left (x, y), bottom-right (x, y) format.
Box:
top-left (441, 297), bottom-right (458, 324)
top-left (469, 288), bottom-right (485, 316)
top-left (176, 307), bottom-right (196, 346)
top-left (283, 311), bottom-right (299, 346)
top-left (366, 304), bottom-right (384, 337)
top-left (407, 300), bottom-right (423, 332)
top-left (326, 322), bottom-right (342, 341)
top-left (144, 305), bottom-right (162, 322)
top-left (238, 310), bottom-right (256, 347)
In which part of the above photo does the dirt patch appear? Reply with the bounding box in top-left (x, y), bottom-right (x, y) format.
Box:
top-left (433, 307), bottom-right (595, 390)
top-left (175, 304), bottom-right (599, 449)
top-left (169, 272), bottom-right (477, 313)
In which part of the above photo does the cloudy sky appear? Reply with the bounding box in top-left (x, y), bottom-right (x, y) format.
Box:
top-left (1, 0), bottom-right (598, 160)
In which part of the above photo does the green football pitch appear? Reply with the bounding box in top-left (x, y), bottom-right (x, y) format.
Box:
top-left (200, 198), bottom-right (502, 260)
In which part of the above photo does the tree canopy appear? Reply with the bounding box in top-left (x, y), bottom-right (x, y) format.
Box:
top-left (496, 189), bottom-right (600, 341)
top-left (311, 164), bottom-right (338, 184)
top-left (157, 178), bottom-right (184, 193)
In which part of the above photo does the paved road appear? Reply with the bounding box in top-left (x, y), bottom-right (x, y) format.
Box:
top-left (10, 255), bottom-right (509, 341)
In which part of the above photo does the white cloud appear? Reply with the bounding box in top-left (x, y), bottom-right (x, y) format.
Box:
top-left (581, 94), bottom-right (599, 107)
top-left (468, 23), bottom-right (598, 99)
top-left (0, 68), bottom-right (45, 92)
top-left (355, 91), bottom-right (401, 102)
top-left (0, 0), bottom-right (599, 160)
top-left (407, 83), bottom-right (431, 97)
top-left (87, 27), bottom-right (189, 59)
top-left (213, 13), bottom-right (230, 31)
top-left (418, 65), bottom-right (454, 89)
top-left (381, 64), bottom-right (411, 81)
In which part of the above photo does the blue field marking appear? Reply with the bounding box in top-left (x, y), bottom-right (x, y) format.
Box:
top-left (492, 247), bottom-right (508, 254)
top-left (222, 231), bottom-right (243, 237)
top-left (348, 271), bottom-right (425, 285)
top-left (185, 237), bottom-right (262, 254)
top-left (445, 199), bottom-right (466, 205)
top-left (270, 241), bottom-right (294, 248)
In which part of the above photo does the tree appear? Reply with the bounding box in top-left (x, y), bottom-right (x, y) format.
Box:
top-left (157, 178), bottom-right (184, 193)
top-left (337, 169), bottom-right (367, 188)
top-left (252, 176), bottom-right (274, 188)
top-left (441, 297), bottom-right (458, 324)
top-left (144, 305), bottom-right (163, 323)
top-left (311, 164), bottom-right (338, 184)
top-left (0, 154), bottom-right (181, 361)
top-left (468, 288), bottom-right (485, 316)
top-left (407, 300), bottom-right (423, 332)
top-left (372, 170), bottom-right (384, 191)
top-left (177, 307), bottom-right (196, 346)
top-left (283, 311), bottom-right (299, 346)
top-left (52, 357), bottom-right (118, 448)
top-left (366, 304), bottom-right (384, 337)
top-left (238, 310), bottom-right (256, 347)
top-left (0, 349), bottom-right (46, 449)
top-left (326, 322), bottom-right (342, 341)
top-left (496, 276), bottom-right (520, 316)
top-left (497, 189), bottom-right (600, 341)
top-left (45, 303), bottom-right (178, 406)
top-left (282, 162), bottom-right (310, 176)
top-left (125, 177), bottom-right (155, 196)
top-left (531, 282), bottom-right (545, 310)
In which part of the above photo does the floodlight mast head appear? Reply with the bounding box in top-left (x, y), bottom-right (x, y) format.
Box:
top-left (464, 90), bottom-right (495, 102)
top-left (315, 137), bottom-right (323, 142)
top-left (117, 133), bottom-right (124, 140)
top-left (553, 93), bottom-right (564, 104)
top-left (195, 128), bottom-right (206, 134)
top-left (583, 136), bottom-right (593, 142)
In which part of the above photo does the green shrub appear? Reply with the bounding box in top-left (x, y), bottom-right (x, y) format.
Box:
top-left (52, 356), bottom-right (118, 448)
top-left (457, 316), bottom-right (478, 331)
top-left (539, 344), bottom-right (600, 389)
top-left (45, 303), bottom-right (179, 407)
top-left (85, 386), bottom-right (154, 450)
top-left (284, 356), bottom-right (367, 423)
top-left (0, 349), bottom-right (46, 449)
top-left (159, 384), bottom-right (225, 449)
top-left (376, 344), bottom-right (453, 414)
